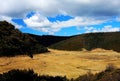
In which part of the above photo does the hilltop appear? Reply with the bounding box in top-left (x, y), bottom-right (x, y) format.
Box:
top-left (49, 32), bottom-right (120, 52)
top-left (0, 21), bottom-right (48, 56)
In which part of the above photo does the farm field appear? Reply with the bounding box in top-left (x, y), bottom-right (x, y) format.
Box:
top-left (0, 49), bottom-right (120, 79)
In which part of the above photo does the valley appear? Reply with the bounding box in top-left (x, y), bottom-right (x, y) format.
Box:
top-left (0, 49), bottom-right (120, 79)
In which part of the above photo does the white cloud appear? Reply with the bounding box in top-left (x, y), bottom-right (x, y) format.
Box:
top-left (1, 0), bottom-right (120, 34)
top-left (24, 13), bottom-right (60, 34)
top-left (85, 25), bottom-right (120, 33)
top-left (24, 13), bottom-right (106, 34)
top-left (101, 25), bottom-right (120, 32)
top-left (0, 15), bottom-right (23, 29)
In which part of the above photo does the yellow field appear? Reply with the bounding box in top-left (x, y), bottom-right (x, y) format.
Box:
top-left (0, 49), bottom-right (120, 78)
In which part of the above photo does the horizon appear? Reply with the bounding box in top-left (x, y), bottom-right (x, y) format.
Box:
top-left (25, 29), bottom-right (120, 36)
top-left (0, 0), bottom-right (120, 36)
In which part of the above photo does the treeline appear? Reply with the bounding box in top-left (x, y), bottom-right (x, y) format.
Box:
top-left (0, 69), bottom-right (68, 81)
top-left (0, 21), bottom-right (48, 57)
top-left (28, 34), bottom-right (72, 47)
top-left (0, 65), bottom-right (120, 81)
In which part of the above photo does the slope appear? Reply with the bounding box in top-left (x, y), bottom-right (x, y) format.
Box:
top-left (0, 21), bottom-right (48, 56)
top-left (49, 32), bottom-right (120, 52)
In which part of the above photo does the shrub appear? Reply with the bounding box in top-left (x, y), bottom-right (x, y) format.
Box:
top-left (0, 69), bottom-right (68, 81)
top-left (73, 65), bottom-right (120, 81)
top-left (105, 63), bottom-right (116, 72)
top-left (0, 68), bottom-right (120, 81)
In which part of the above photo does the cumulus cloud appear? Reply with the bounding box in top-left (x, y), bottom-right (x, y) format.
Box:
top-left (1, 0), bottom-right (120, 34)
top-left (101, 25), bottom-right (120, 32)
top-left (24, 12), bottom-right (107, 34)
top-left (24, 13), bottom-right (58, 34)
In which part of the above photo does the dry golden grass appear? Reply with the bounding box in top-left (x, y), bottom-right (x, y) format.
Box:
top-left (0, 48), bottom-right (120, 79)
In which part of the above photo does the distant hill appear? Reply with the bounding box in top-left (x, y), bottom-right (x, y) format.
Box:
top-left (49, 32), bottom-right (120, 52)
top-left (28, 34), bottom-right (72, 47)
top-left (0, 21), bottom-right (48, 56)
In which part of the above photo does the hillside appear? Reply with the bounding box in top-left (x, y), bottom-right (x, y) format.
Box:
top-left (49, 32), bottom-right (120, 52)
top-left (28, 34), bottom-right (72, 47)
top-left (0, 21), bottom-right (48, 56)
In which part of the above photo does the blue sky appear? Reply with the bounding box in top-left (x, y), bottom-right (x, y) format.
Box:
top-left (0, 0), bottom-right (120, 36)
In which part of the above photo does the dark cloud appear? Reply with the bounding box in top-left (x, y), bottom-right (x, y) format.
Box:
top-left (1, 0), bottom-right (120, 18)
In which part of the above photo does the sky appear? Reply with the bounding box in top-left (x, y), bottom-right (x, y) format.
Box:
top-left (0, 0), bottom-right (120, 36)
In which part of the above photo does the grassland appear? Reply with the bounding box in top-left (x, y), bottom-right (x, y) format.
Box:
top-left (0, 49), bottom-right (120, 79)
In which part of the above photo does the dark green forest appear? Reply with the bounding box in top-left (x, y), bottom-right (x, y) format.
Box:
top-left (0, 21), bottom-right (48, 57)
top-left (28, 34), bottom-right (71, 47)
